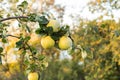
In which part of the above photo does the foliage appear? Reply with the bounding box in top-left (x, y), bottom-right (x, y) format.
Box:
top-left (72, 20), bottom-right (120, 80)
top-left (40, 59), bottom-right (85, 80)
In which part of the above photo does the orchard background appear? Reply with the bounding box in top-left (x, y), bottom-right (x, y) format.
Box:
top-left (0, 0), bottom-right (120, 80)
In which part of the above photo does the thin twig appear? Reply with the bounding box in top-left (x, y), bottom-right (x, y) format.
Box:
top-left (0, 16), bottom-right (28, 22)
top-left (26, 43), bottom-right (33, 54)
top-left (6, 34), bottom-right (20, 38)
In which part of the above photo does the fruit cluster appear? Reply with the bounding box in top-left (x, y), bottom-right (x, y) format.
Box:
top-left (30, 16), bottom-right (73, 50)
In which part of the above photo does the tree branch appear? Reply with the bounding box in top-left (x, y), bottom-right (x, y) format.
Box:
top-left (0, 16), bottom-right (28, 22)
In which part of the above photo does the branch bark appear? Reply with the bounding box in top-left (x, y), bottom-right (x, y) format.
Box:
top-left (0, 16), bottom-right (28, 22)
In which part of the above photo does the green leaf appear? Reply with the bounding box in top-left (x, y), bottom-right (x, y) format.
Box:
top-left (2, 38), bottom-right (7, 43)
top-left (0, 47), bottom-right (3, 53)
top-left (93, 26), bottom-right (99, 33)
top-left (0, 31), bottom-right (3, 33)
top-left (68, 48), bottom-right (74, 55)
top-left (0, 35), bottom-right (2, 38)
top-left (25, 25), bottom-right (31, 33)
top-left (24, 36), bottom-right (30, 41)
top-left (38, 55), bottom-right (45, 61)
top-left (29, 63), bottom-right (37, 72)
top-left (100, 24), bottom-right (106, 28)
top-left (36, 16), bottom-right (49, 25)
top-left (59, 25), bottom-right (70, 35)
top-left (22, 1), bottom-right (28, 7)
top-left (0, 22), bottom-right (3, 27)
top-left (22, 50), bottom-right (26, 55)
top-left (17, 1), bottom-right (28, 10)
top-left (35, 28), bottom-right (42, 34)
top-left (50, 25), bottom-right (70, 40)
top-left (114, 30), bottom-right (120, 37)
top-left (45, 27), bottom-right (53, 35)
top-left (28, 13), bottom-right (37, 22)
top-left (35, 28), bottom-right (46, 35)
top-left (0, 57), bottom-right (1, 64)
top-left (16, 39), bottom-right (23, 48)
top-left (24, 59), bottom-right (29, 65)
top-left (31, 47), bottom-right (37, 54)
top-left (51, 35), bottom-right (59, 41)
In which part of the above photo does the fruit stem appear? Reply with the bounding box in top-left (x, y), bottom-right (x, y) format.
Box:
top-left (0, 16), bottom-right (28, 22)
